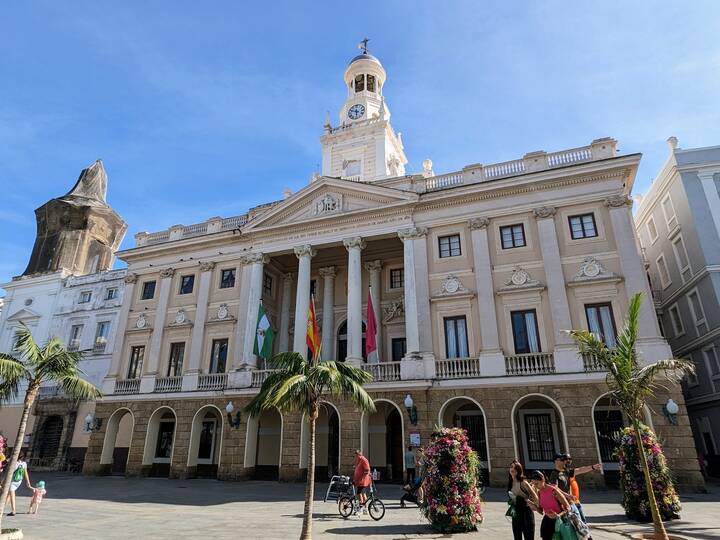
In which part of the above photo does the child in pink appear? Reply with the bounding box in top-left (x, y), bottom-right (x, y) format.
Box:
top-left (29, 480), bottom-right (46, 514)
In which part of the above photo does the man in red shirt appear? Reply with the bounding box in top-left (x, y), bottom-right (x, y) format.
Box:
top-left (353, 449), bottom-right (372, 508)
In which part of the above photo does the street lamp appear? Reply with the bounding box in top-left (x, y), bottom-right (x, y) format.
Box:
top-left (662, 398), bottom-right (679, 425)
top-left (84, 413), bottom-right (102, 432)
top-left (226, 401), bottom-right (241, 429)
top-left (404, 394), bottom-right (418, 426)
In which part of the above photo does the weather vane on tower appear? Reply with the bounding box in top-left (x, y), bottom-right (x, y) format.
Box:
top-left (358, 37), bottom-right (369, 54)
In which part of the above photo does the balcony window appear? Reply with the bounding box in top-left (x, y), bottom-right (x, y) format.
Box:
top-left (585, 303), bottom-right (617, 348)
top-left (511, 310), bottom-right (541, 354)
top-left (209, 339), bottom-right (228, 374)
top-left (444, 316), bottom-right (469, 359)
top-left (79, 291), bottom-right (92, 304)
top-left (391, 338), bottom-right (406, 362)
top-left (569, 213), bottom-right (597, 239)
top-left (127, 346), bottom-right (145, 379)
top-left (167, 342), bottom-right (185, 376)
top-left (668, 304), bottom-right (685, 337)
top-left (390, 268), bottom-right (404, 289)
top-left (141, 280), bottom-right (156, 300)
top-left (500, 224), bottom-right (526, 249)
top-left (647, 217), bottom-right (658, 243)
top-left (672, 235), bottom-right (691, 282)
top-left (68, 324), bottom-right (83, 351)
top-left (439, 234), bottom-right (461, 258)
top-left (662, 194), bottom-right (677, 230)
top-left (94, 321), bottom-right (110, 352)
top-left (687, 289), bottom-right (707, 333)
top-left (179, 275), bottom-right (194, 295)
top-left (105, 288), bottom-right (118, 300)
top-left (219, 269), bottom-right (235, 289)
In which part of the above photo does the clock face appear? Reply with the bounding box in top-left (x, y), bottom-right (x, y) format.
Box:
top-left (348, 104), bottom-right (365, 120)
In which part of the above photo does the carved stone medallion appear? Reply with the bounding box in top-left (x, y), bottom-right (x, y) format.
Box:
top-left (174, 309), bottom-right (186, 325)
top-left (217, 303), bottom-right (229, 320)
top-left (438, 274), bottom-right (469, 296)
top-left (136, 314), bottom-right (147, 329)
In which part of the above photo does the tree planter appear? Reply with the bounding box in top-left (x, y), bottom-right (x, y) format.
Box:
top-left (0, 528), bottom-right (23, 540)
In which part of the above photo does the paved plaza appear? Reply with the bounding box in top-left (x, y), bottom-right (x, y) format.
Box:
top-left (4, 473), bottom-right (718, 539)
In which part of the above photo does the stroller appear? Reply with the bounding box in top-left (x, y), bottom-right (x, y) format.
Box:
top-left (324, 475), bottom-right (353, 502)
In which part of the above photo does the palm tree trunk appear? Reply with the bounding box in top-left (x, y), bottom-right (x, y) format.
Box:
top-left (300, 403), bottom-right (318, 540)
top-left (0, 381), bottom-right (39, 531)
top-left (632, 419), bottom-right (668, 540)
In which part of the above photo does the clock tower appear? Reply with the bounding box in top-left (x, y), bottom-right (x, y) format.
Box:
top-left (320, 41), bottom-right (407, 182)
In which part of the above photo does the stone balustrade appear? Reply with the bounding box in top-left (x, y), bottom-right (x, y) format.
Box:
top-left (197, 373), bottom-right (228, 391)
top-left (582, 353), bottom-right (607, 373)
top-left (154, 376), bottom-right (183, 393)
top-left (435, 357), bottom-right (482, 379)
top-left (251, 369), bottom-right (274, 388)
top-left (361, 361), bottom-right (401, 382)
top-left (504, 352), bottom-right (556, 376)
top-left (114, 378), bottom-right (140, 395)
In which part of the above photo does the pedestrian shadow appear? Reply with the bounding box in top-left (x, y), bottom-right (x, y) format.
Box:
top-left (323, 524), bottom-right (441, 537)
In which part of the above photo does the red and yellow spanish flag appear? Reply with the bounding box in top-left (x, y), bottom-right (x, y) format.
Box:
top-left (306, 294), bottom-right (321, 362)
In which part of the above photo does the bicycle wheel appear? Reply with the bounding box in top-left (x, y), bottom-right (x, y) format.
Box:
top-left (368, 499), bottom-right (385, 521)
top-left (338, 496), bottom-right (354, 519)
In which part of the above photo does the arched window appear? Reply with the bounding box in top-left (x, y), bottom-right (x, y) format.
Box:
top-left (337, 320), bottom-right (367, 362)
top-left (354, 74), bottom-right (365, 93)
top-left (366, 74), bottom-right (376, 93)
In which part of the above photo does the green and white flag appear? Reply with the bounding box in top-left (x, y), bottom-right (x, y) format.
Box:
top-left (253, 303), bottom-right (274, 360)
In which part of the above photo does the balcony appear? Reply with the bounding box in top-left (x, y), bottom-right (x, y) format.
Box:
top-left (114, 379), bottom-right (140, 395)
top-left (197, 372), bottom-right (228, 391)
top-left (93, 340), bottom-right (107, 353)
top-left (505, 352), bottom-right (555, 376)
top-left (67, 339), bottom-right (81, 352)
top-left (435, 358), bottom-right (481, 379)
top-left (251, 369), bottom-right (274, 388)
top-left (38, 385), bottom-right (66, 400)
top-left (361, 361), bottom-right (401, 382)
top-left (582, 353), bottom-right (607, 373)
top-left (154, 376), bottom-right (182, 393)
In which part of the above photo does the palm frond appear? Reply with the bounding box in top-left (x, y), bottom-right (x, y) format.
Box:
top-left (14, 323), bottom-right (43, 366)
top-left (0, 354), bottom-right (30, 403)
top-left (58, 375), bottom-right (102, 401)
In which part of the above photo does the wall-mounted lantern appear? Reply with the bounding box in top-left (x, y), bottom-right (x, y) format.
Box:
top-left (84, 413), bottom-right (102, 432)
top-left (404, 394), bottom-right (418, 426)
top-left (662, 398), bottom-right (679, 425)
top-left (226, 401), bottom-right (241, 429)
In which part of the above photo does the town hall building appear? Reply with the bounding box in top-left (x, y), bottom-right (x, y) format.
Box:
top-left (82, 47), bottom-right (703, 489)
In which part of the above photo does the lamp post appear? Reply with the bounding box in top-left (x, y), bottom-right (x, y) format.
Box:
top-left (226, 401), bottom-right (241, 428)
top-left (662, 398), bottom-right (679, 425)
top-left (84, 413), bottom-right (102, 432)
top-left (404, 394), bottom-right (418, 426)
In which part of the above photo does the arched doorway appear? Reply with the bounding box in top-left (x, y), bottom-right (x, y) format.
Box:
top-left (245, 408), bottom-right (282, 480)
top-left (37, 415), bottom-right (64, 464)
top-left (142, 407), bottom-right (177, 478)
top-left (100, 408), bottom-right (135, 475)
top-left (337, 320), bottom-right (366, 362)
top-left (187, 406), bottom-right (224, 479)
top-left (300, 402), bottom-right (341, 481)
top-left (512, 394), bottom-right (568, 471)
top-left (439, 397), bottom-right (490, 485)
top-left (362, 400), bottom-right (404, 482)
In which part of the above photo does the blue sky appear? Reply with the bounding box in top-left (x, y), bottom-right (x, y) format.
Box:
top-left (1, 1), bottom-right (719, 285)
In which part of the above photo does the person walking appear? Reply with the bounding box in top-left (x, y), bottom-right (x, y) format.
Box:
top-left (404, 446), bottom-right (416, 484)
top-left (5, 452), bottom-right (31, 517)
top-left (507, 461), bottom-right (537, 540)
top-left (529, 470), bottom-right (571, 540)
top-left (353, 450), bottom-right (371, 513)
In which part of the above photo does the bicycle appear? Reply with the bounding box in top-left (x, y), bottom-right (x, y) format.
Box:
top-left (338, 483), bottom-right (385, 521)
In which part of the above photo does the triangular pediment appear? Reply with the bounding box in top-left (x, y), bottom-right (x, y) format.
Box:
top-left (6, 307), bottom-right (42, 322)
top-left (243, 177), bottom-right (418, 230)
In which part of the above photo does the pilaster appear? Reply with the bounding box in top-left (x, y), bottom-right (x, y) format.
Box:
top-left (277, 272), bottom-right (295, 353)
top-left (145, 268), bottom-right (175, 376)
top-left (183, 262), bottom-right (215, 391)
top-left (318, 267), bottom-right (337, 361)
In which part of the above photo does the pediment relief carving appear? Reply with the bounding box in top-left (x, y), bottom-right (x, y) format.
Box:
top-left (6, 307), bottom-right (41, 322)
top-left (498, 265), bottom-right (545, 294)
top-left (568, 256), bottom-right (621, 285)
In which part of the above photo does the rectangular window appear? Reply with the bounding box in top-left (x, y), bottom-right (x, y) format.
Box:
top-left (687, 290), bottom-right (706, 328)
top-left (141, 280), bottom-right (156, 300)
top-left (354, 73), bottom-right (364, 92)
top-left (390, 268), bottom-right (404, 289)
top-left (209, 339), bottom-right (228, 374)
top-left (179, 275), bottom-right (194, 295)
top-left (568, 213), bottom-right (598, 239)
top-left (656, 254), bottom-right (671, 288)
top-left (704, 346), bottom-right (720, 376)
top-left (647, 217), bottom-right (658, 243)
top-left (366, 74), bottom-right (376, 92)
top-left (585, 303), bottom-right (617, 348)
top-left (79, 291), bottom-right (92, 304)
top-left (511, 310), bottom-right (541, 354)
top-left (219, 269), bottom-right (235, 289)
top-left (524, 413), bottom-right (556, 462)
top-left (94, 321), bottom-right (110, 351)
top-left (68, 324), bottom-right (83, 351)
top-left (391, 338), bottom-right (407, 362)
top-left (438, 234), bottom-right (461, 258)
top-left (686, 362), bottom-right (700, 387)
top-left (444, 316), bottom-right (469, 359)
top-left (500, 224), bottom-right (526, 249)
top-left (668, 304), bottom-right (685, 337)
top-left (127, 346), bottom-right (145, 379)
top-left (155, 421), bottom-right (175, 459)
top-left (672, 236), bottom-right (691, 282)
top-left (105, 288), bottom-right (118, 300)
top-left (662, 194), bottom-right (677, 229)
top-left (263, 273), bottom-right (273, 296)
top-left (167, 342), bottom-right (185, 376)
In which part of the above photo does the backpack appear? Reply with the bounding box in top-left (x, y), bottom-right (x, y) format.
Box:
top-left (12, 463), bottom-right (24, 482)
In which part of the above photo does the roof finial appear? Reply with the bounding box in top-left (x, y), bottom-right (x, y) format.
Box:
top-left (358, 37), bottom-right (369, 54)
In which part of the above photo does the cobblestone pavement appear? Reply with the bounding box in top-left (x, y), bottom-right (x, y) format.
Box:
top-left (4, 473), bottom-right (718, 539)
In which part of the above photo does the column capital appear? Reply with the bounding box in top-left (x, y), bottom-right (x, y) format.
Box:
top-left (159, 267), bottom-right (175, 278)
top-left (343, 237), bottom-right (366, 251)
top-left (604, 194), bottom-right (633, 208)
top-left (363, 260), bottom-right (383, 273)
top-left (199, 261), bottom-right (216, 272)
top-left (532, 206), bottom-right (556, 219)
top-left (468, 217), bottom-right (490, 230)
top-left (294, 244), bottom-right (317, 259)
top-left (282, 272), bottom-right (296, 282)
top-left (397, 226), bottom-right (428, 241)
top-left (123, 273), bottom-right (139, 284)
top-left (240, 252), bottom-right (269, 265)
top-left (318, 266), bottom-right (337, 278)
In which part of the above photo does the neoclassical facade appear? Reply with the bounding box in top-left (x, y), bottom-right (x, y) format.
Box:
top-left (84, 50), bottom-right (702, 489)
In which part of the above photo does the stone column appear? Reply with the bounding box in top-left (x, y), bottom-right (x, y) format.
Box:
top-left (277, 272), bottom-right (294, 353)
top-left (241, 253), bottom-right (269, 368)
top-left (293, 245), bottom-right (316, 358)
top-left (533, 207), bottom-right (580, 372)
top-left (182, 262), bottom-right (215, 391)
top-left (344, 237), bottom-right (366, 366)
top-left (141, 267), bottom-right (175, 393)
top-left (468, 218), bottom-right (505, 376)
top-left (319, 267), bottom-right (337, 361)
top-left (102, 273), bottom-right (137, 394)
top-left (398, 227), bottom-right (436, 379)
top-left (605, 195), bottom-right (670, 362)
top-left (364, 260), bottom-right (383, 363)
top-left (699, 171), bottom-right (720, 240)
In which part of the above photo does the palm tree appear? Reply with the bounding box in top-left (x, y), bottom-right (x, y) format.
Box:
top-left (570, 293), bottom-right (693, 540)
top-left (245, 352), bottom-right (375, 540)
top-left (0, 323), bottom-right (101, 530)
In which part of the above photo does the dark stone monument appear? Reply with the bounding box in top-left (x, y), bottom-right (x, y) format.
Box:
top-left (22, 159), bottom-right (127, 276)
